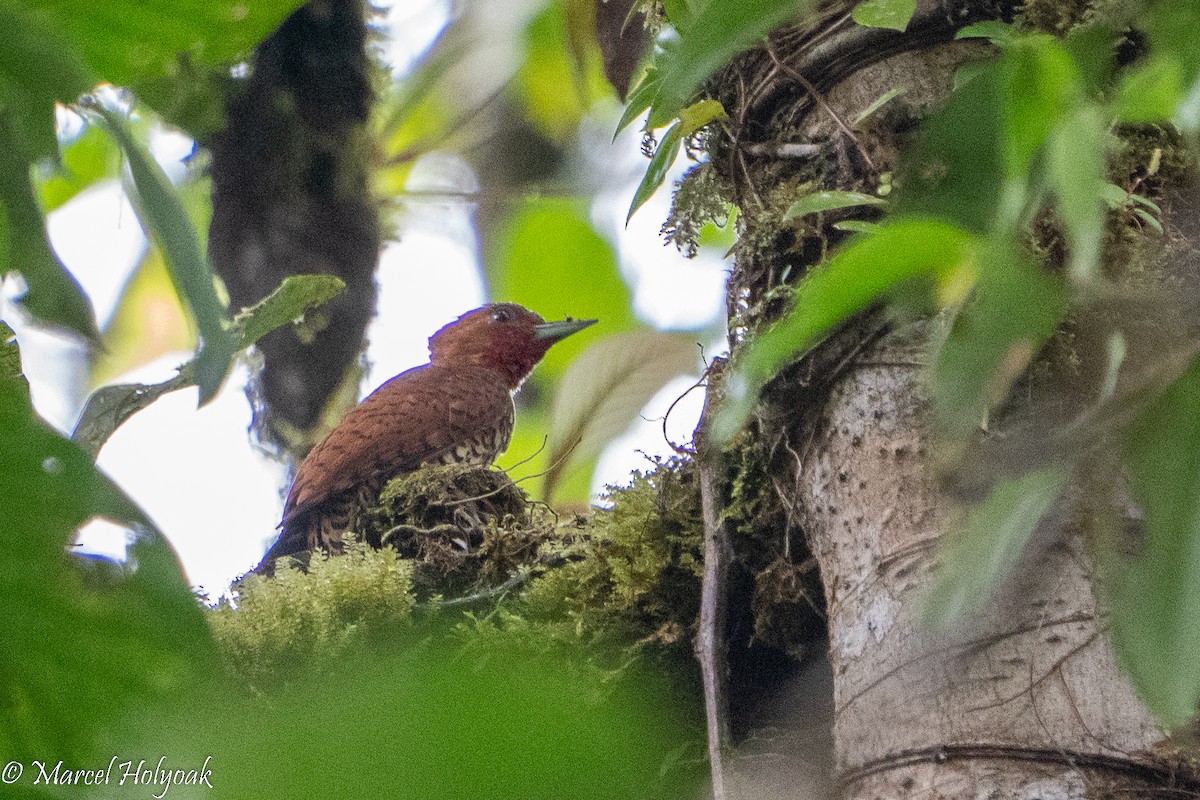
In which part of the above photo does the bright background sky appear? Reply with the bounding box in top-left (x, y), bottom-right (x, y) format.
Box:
top-left (1, 0), bottom-right (730, 599)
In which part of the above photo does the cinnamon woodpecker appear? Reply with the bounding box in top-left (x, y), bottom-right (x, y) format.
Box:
top-left (255, 303), bottom-right (596, 574)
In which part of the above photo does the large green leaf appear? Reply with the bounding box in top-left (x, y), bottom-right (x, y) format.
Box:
top-left (21, 0), bottom-right (302, 91)
top-left (492, 199), bottom-right (631, 377)
top-left (1048, 103), bottom-right (1106, 282)
top-left (0, 4), bottom-right (94, 158)
top-left (91, 104), bottom-right (235, 404)
top-left (1000, 36), bottom-right (1076, 182)
top-left (932, 238), bottom-right (1066, 442)
top-left (647, 0), bottom-right (804, 128)
top-left (119, 641), bottom-right (703, 800)
top-left (544, 329), bottom-right (698, 499)
top-left (0, 335), bottom-right (215, 763)
top-left (925, 465), bottom-right (1068, 628)
top-left (1114, 356), bottom-right (1200, 725)
top-left (896, 62), bottom-right (1005, 234)
top-left (713, 218), bottom-right (977, 442)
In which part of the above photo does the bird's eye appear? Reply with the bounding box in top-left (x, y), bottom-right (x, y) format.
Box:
top-left (490, 307), bottom-right (514, 323)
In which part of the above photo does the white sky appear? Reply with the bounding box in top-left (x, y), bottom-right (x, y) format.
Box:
top-left (4, 0), bottom-right (729, 599)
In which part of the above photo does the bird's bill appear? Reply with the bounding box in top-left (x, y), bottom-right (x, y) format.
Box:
top-left (532, 317), bottom-right (598, 342)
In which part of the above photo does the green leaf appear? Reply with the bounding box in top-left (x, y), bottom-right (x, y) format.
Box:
top-left (628, 99), bottom-right (725, 222)
top-left (925, 466), bottom-right (1068, 629)
top-left (1134, 207), bottom-right (1164, 234)
top-left (851, 0), bottom-right (916, 32)
top-left (0, 115), bottom-right (100, 342)
top-left (0, 332), bottom-right (215, 761)
top-left (1115, 355), bottom-right (1200, 725)
top-left (1099, 182), bottom-right (1130, 209)
top-left (1146, 0), bottom-right (1200, 88)
top-left (713, 218), bottom-right (977, 442)
top-left (123, 640), bottom-right (702, 800)
top-left (232, 274), bottom-right (347, 349)
top-left (784, 189), bottom-right (885, 220)
top-left (27, 0), bottom-right (304, 91)
top-left (615, 67), bottom-right (660, 136)
top-left (0, 4), bottom-right (95, 158)
top-left (517, 2), bottom-right (592, 141)
top-left (933, 238), bottom-right (1066, 442)
top-left (1001, 37), bottom-right (1077, 182)
top-left (955, 20), bottom-right (1019, 44)
top-left (676, 98), bottom-right (726, 134)
top-left (73, 274), bottom-right (346, 457)
top-left (544, 330), bottom-right (697, 499)
top-left (0, 0), bottom-right (301, 157)
top-left (1116, 57), bottom-right (1183, 123)
top-left (897, 63), bottom-right (1005, 234)
top-left (89, 103), bottom-right (235, 404)
top-left (493, 200), bottom-right (631, 380)
top-left (832, 219), bottom-right (881, 234)
top-left (851, 85), bottom-right (908, 128)
top-left (1048, 103), bottom-right (1106, 282)
top-left (627, 121), bottom-right (683, 223)
top-left (647, 0), bottom-right (804, 128)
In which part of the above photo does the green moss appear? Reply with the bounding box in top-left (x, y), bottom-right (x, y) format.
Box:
top-left (209, 459), bottom-right (707, 690)
top-left (1017, 0), bottom-right (1135, 34)
top-left (369, 463), bottom-right (558, 598)
top-left (505, 456), bottom-right (705, 666)
top-left (661, 160), bottom-right (733, 257)
top-left (210, 540), bottom-right (414, 690)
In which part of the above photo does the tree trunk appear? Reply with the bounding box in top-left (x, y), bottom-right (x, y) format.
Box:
top-left (793, 325), bottom-right (1165, 797)
top-left (705, 3), bottom-right (1195, 796)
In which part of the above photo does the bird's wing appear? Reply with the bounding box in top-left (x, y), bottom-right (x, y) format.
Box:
top-left (281, 364), bottom-right (513, 524)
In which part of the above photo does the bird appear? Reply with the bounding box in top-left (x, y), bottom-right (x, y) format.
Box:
top-left (255, 302), bottom-right (596, 574)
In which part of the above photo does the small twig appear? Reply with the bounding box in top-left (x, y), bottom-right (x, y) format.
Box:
top-left (764, 44), bottom-right (876, 171)
top-left (506, 436), bottom-right (549, 471)
top-left (424, 568), bottom-right (532, 611)
top-left (380, 522), bottom-right (460, 544)
top-left (658, 373), bottom-right (709, 456)
top-left (742, 141), bottom-right (823, 158)
top-left (420, 551), bottom-right (583, 612)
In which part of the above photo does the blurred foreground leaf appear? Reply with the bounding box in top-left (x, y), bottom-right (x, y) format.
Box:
top-left (933, 239), bottom-right (1065, 442)
top-left (121, 640), bottom-right (703, 800)
top-left (1114, 355), bottom-right (1200, 725)
top-left (851, 0), bottom-right (916, 32)
top-left (90, 103), bottom-right (235, 403)
top-left (545, 329), bottom-right (698, 498)
top-left (494, 200), bottom-right (627, 376)
top-left (647, 0), bottom-right (803, 128)
top-left (0, 116), bottom-right (100, 342)
top-left (714, 219), bottom-right (977, 442)
top-left (925, 465), bottom-right (1068, 628)
top-left (0, 333), bottom-right (214, 763)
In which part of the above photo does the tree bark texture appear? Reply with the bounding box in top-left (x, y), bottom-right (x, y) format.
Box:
top-left (706, 2), bottom-right (1200, 796)
top-left (209, 0), bottom-right (379, 455)
top-left (793, 327), bottom-right (1168, 797)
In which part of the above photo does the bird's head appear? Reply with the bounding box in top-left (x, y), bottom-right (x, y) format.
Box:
top-left (429, 303), bottom-right (597, 389)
